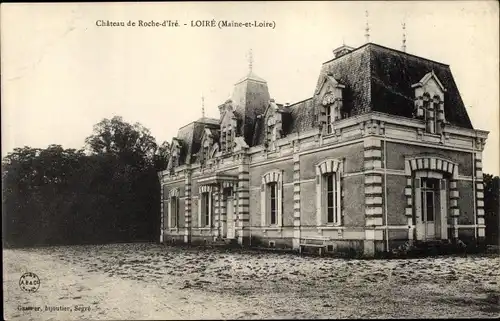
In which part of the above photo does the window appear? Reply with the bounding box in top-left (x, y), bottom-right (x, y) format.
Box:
top-left (227, 129), bottom-right (232, 152)
top-left (267, 124), bottom-right (276, 149)
top-left (170, 196), bottom-right (179, 228)
top-left (268, 182), bottom-right (278, 225)
top-left (316, 159), bottom-right (343, 226)
top-left (223, 187), bottom-right (233, 198)
top-left (325, 173), bottom-right (337, 223)
top-left (412, 72), bottom-right (446, 134)
top-left (201, 192), bottom-right (212, 227)
top-left (326, 105), bottom-right (332, 134)
top-left (169, 155), bottom-right (177, 174)
top-left (260, 170), bottom-right (283, 227)
top-left (220, 128), bottom-right (226, 152)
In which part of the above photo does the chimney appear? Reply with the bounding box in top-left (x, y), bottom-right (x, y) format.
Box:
top-left (332, 45), bottom-right (355, 59)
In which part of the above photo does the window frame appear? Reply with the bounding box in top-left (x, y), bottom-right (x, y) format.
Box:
top-left (170, 196), bottom-right (180, 228)
top-left (268, 182), bottom-right (278, 226)
top-left (166, 188), bottom-right (180, 229)
top-left (198, 186), bottom-right (213, 228)
top-left (324, 172), bottom-right (338, 224)
top-left (260, 170), bottom-right (283, 228)
top-left (325, 105), bottom-right (332, 134)
top-left (201, 191), bottom-right (212, 227)
top-left (316, 159), bottom-right (343, 227)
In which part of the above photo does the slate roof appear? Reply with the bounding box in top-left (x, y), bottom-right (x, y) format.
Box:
top-left (316, 43), bottom-right (473, 127)
top-left (235, 71), bottom-right (267, 85)
top-left (172, 43), bottom-right (473, 166)
top-left (176, 118), bottom-right (219, 164)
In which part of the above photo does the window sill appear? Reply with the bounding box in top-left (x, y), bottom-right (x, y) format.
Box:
top-left (423, 133), bottom-right (441, 138)
top-left (262, 226), bottom-right (282, 232)
top-left (197, 227), bottom-right (213, 230)
top-left (317, 225), bottom-right (345, 230)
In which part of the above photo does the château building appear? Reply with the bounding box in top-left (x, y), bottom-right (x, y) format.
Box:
top-left (158, 42), bottom-right (489, 256)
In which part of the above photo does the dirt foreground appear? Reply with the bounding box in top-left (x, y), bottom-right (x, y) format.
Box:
top-left (3, 243), bottom-right (500, 320)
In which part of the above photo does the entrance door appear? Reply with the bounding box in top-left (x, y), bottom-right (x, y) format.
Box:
top-left (420, 178), bottom-right (441, 240)
top-left (226, 197), bottom-right (235, 239)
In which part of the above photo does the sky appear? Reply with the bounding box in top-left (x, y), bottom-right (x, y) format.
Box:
top-left (1, 1), bottom-right (499, 175)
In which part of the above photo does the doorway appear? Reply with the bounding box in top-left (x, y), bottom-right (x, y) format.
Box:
top-left (421, 178), bottom-right (440, 239)
top-left (415, 173), bottom-right (448, 241)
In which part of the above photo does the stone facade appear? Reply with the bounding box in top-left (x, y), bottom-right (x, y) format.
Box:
top-left (158, 43), bottom-right (489, 256)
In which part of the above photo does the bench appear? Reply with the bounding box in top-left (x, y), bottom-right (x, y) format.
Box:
top-left (299, 243), bottom-right (327, 256)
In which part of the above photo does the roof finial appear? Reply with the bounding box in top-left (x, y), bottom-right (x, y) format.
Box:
top-left (402, 22), bottom-right (407, 52)
top-left (248, 48), bottom-right (253, 73)
top-left (201, 94), bottom-right (205, 118)
top-left (365, 10), bottom-right (370, 43)
top-left (342, 36), bottom-right (345, 46)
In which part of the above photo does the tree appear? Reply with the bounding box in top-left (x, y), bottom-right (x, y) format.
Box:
top-left (85, 116), bottom-right (158, 168)
top-left (2, 145), bottom-right (87, 246)
top-left (154, 140), bottom-right (170, 172)
top-left (3, 117), bottom-right (164, 248)
top-left (484, 173), bottom-right (499, 245)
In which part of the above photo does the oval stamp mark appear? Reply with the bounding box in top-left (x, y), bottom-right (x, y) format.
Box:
top-left (19, 272), bottom-right (40, 293)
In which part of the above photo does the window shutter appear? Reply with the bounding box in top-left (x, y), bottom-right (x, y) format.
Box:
top-left (336, 173), bottom-right (342, 225)
top-left (167, 199), bottom-right (172, 228)
top-left (340, 174), bottom-right (344, 225)
top-left (176, 197), bottom-right (180, 227)
top-left (261, 183), bottom-right (266, 227)
top-left (316, 173), bottom-right (322, 227)
top-left (278, 178), bottom-right (283, 227)
top-left (171, 198), bottom-right (175, 228)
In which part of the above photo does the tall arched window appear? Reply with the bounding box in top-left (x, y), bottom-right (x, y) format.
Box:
top-left (316, 159), bottom-right (343, 226)
top-left (167, 188), bottom-right (180, 228)
top-left (261, 170), bottom-right (283, 227)
top-left (198, 185), bottom-right (213, 228)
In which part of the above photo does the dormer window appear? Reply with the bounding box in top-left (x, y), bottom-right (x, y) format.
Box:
top-left (412, 71), bottom-right (446, 135)
top-left (325, 105), bottom-right (332, 134)
top-left (317, 75), bottom-right (345, 135)
top-left (321, 92), bottom-right (342, 134)
top-left (227, 128), bottom-right (233, 152)
top-left (220, 128), bottom-right (227, 152)
top-left (266, 115), bottom-right (278, 150)
top-left (168, 140), bottom-right (181, 174)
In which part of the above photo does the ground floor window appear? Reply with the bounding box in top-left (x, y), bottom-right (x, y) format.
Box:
top-left (261, 170), bottom-right (283, 227)
top-left (201, 192), bottom-right (213, 227)
top-left (170, 196), bottom-right (180, 228)
top-left (268, 182), bottom-right (278, 225)
top-left (323, 172), bottom-right (340, 225)
top-left (315, 159), bottom-right (343, 227)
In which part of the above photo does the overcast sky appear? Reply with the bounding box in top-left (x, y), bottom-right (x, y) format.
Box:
top-left (2, 2), bottom-right (499, 175)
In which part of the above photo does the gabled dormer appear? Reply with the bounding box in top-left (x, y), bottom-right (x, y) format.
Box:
top-left (316, 73), bottom-right (346, 134)
top-left (167, 138), bottom-right (182, 174)
top-left (412, 71), bottom-right (447, 134)
top-left (200, 128), bottom-right (219, 164)
top-left (219, 102), bottom-right (238, 154)
top-left (263, 99), bottom-right (286, 151)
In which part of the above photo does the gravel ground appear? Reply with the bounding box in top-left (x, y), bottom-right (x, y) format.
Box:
top-left (3, 243), bottom-right (500, 320)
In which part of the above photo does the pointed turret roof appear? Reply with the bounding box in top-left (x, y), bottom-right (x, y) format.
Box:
top-left (235, 71), bottom-right (267, 85)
